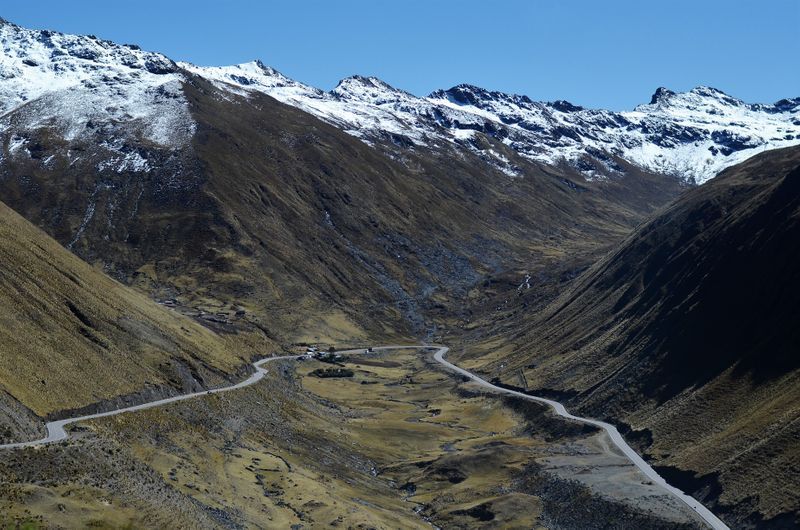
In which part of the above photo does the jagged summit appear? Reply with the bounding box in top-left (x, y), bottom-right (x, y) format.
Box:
top-left (649, 87), bottom-right (676, 104)
top-left (331, 74), bottom-right (414, 102)
top-left (333, 74), bottom-right (389, 89)
top-left (547, 100), bottom-right (584, 113)
top-left (0, 18), bottom-right (177, 79)
top-left (638, 85), bottom-right (748, 111)
top-left (430, 83), bottom-right (535, 107)
top-left (690, 85), bottom-right (734, 97)
top-left (0, 19), bottom-right (192, 147)
top-left (179, 59), bottom-right (313, 92)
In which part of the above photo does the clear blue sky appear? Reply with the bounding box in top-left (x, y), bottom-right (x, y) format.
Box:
top-left (3, 0), bottom-right (798, 109)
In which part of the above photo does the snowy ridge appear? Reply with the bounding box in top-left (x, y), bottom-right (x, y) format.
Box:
top-left (429, 84), bottom-right (800, 182)
top-left (180, 62), bottom-right (443, 145)
top-left (0, 18), bottom-right (797, 183)
top-left (183, 62), bottom-right (800, 183)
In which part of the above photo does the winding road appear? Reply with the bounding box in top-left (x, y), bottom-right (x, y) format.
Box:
top-left (0, 345), bottom-right (729, 529)
top-left (432, 346), bottom-right (730, 530)
top-left (0, 355), bottom-right (296, 450)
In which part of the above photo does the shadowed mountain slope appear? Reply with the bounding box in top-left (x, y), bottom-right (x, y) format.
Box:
top-left (479, 146), bottom-right (800, 527)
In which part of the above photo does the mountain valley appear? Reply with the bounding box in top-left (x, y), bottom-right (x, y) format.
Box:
top-left (0, 14), bottom-right (798, 529)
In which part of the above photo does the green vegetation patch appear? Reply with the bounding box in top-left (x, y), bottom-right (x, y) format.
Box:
top-left (309, 367), bottom-right (354, 378)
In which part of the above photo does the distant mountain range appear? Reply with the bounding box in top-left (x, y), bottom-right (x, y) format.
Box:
top-left (1, 17), bottom-right (797, 186)
top-left (182, 61), bottom-right (800, 183)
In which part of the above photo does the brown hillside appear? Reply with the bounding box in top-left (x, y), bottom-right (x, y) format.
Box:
top-left (0, 201), bottom-right (261, 441)
top-left (478, 145), bottom-right (800, 527)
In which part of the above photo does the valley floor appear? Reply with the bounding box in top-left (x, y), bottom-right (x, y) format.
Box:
top-left (0, 347), bottom-right (704, 528)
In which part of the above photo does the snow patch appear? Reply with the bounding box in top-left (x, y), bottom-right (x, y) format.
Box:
top-left (8, 134), bottom-right (27, 154)
top-left (97, 150), bottom-right (150, 172)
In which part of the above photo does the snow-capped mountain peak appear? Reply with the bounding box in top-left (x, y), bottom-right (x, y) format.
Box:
top-left (0, 19), bottom-right (193, 147)
top-left (635, 85), bottom-right (746, 113)
top-left (331, 75), bottom-right (411, 102)
top-left (430, 84), bottom-right (535, 109)
top-left (178, 60), bottom-right (317, 94)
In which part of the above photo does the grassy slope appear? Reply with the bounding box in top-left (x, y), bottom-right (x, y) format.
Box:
top-left (475, 146), bottom-right (800, 526)
top-left (0, 201), bottom-right (262, 423)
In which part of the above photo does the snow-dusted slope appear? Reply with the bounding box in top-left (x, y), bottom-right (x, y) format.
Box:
top-left (1, 17), bottom-right (797, 183)
top-left (429, 84), bottom-right (800, 182)
top-left (182, 61), bottom-right (800, 183)
top-left (179, 62), bottom-right (442, 145)
top-left (615, 87), bottom-right (800, 181)
top-left (0, 19), bottom-right (194, 150)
